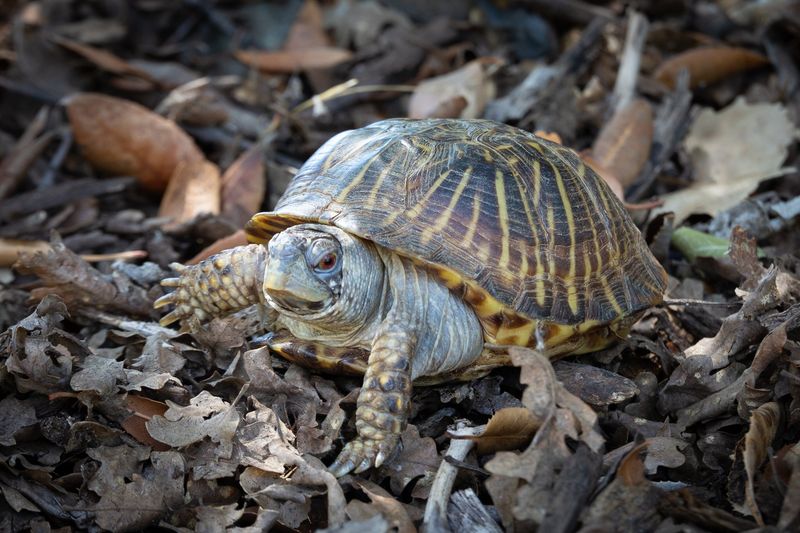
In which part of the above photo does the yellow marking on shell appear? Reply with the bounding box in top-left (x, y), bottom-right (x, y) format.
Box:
top-left (336, 150), bottom-right (382, 202)
top-left (461, 194), bottom-right (482, 247)
top-left (467, 284), bottom-right (505, 319)
top-left (424, 167), bottom-right (473, 244)
top-left (552, 164), bottom-right (579, 315)
top-left (592, 165), bottom-right (629, 311)
top-left (495, 320), bottom-right (535, 346)
top-left (384, 167), bottom-right (452, 225)
top-left (546, 206), bottom-right (555, 277)
top-left (406, 169), bottom-right (452, 218)
top-left (483, 149), bottom-right (493, 162)
top-left (519, 245), bottom-right (529, 278)
top-left (573, 161), bottom-right (610, 314)
top-left (601, 275), bottom-right (624, 315)
top-left (532, 160), bottom-right (542, 207)
top-left (321, 150), bottom-right (337, 172)
top-left (432, 265), bottom-right (463, 289)
top-left (476, 241), bottom-right (491, 263)
top-left (494, 143), bottom-right (513, 151)
top-left (526, 141), bottom-right (544, 154)
top-left (494, 169), bottom-right (511, 270)
top-left (507, 160), bottom-right (537, 277)
top-left (365, 162), bottom-right (397, 208)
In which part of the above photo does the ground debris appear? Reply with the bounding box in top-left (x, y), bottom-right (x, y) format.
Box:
top-left (1, 1), bottom-right (799, 531)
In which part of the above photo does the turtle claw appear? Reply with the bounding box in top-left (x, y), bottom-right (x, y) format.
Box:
top-left (159, 309), bottom-right (183, 327)
top-left (153, 292), bottom-right (176, 309)
top-left (160, 276), bottom-right (181, 288)
top-left (328, 435), bottom-right (400, 477)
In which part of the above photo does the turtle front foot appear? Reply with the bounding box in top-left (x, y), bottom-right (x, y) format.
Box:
top-left (328, 433), bottom-right (400, 477)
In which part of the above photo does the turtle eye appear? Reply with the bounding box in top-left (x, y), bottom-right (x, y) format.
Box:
top-left (314, 252), bottom-right (338, 273)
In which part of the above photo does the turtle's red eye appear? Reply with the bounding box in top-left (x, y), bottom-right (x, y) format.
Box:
top-left (315, 253), bottom-right (337, 272)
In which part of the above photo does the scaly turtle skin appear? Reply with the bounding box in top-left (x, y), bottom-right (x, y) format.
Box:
top-left (155, 119), bottom-right (667, 477)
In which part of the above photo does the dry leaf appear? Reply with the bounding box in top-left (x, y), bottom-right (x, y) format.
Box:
top-left (408, 58), bottom-right (500, 119)
top-left (735, 402), bottom-right (781, 524)
top-left (122, 395), bottom-right (171, 451)
top-left (654, 46), bottom-right (770, 89)
top-left (65, 93), bottom-right (205, 192)
top-left (235, 47), bottom-right (352, 73)
top-left (221, 145), bottom-right (265, 228)
top-left (52, 35), bottom-right (156, 85)
top-left (158, 159), bottom-right (221, 229)
top-left (655, 98), bottom-right (798, 223)
top-left (284, 0), bottom-right (330, 50)
top-left (188, 229), bottom-right (249, 265)
top-left (464, 407), bottom-right (541, 455)
top-left (534, 130), bottom-right (562, 145)
top-left (590, 98), bottom-right (654, 189)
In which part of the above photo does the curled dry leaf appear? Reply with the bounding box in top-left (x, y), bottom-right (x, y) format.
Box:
top-left (235, 47), bottom-right (352, 73)
top-left (733, 401), bottom-right (781, 524)
top-left (590, 98), bottom-right (653, 189)
top-left (408, 58), bottom-right (501, 119)
top-left (462, 406), bottom-right (542, 455)
top-left (654, 98), bottom-right (798, 223)
top-left (188, 229), bottom-right (249, 265)
top-left (654, 46), bottom-right (770, 89)
top-left (221, 145), bottom-right (265, 228)
top-left (65, 92), bottom-right (205, 192)
top-left (14, 239), bottom-right (154, 317)
top-left (122, 394), bottom-right (171, 451)
top-left (158, 159), bottom-right (221, 230)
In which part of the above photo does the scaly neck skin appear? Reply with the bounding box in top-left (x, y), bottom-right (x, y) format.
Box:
top-left (272, 230), bottom-right (389, 348)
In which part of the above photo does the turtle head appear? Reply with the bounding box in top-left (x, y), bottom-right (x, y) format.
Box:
top-left (264, 224), bottom-right (345, 314)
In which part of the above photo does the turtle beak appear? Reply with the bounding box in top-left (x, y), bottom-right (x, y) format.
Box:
top-left (263, 252), bottom-right (329, 311)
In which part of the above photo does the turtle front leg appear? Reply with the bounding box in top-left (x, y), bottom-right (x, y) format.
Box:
top-left (328, 314), bottom-right (415, 477)
top-left (154, 244), bottom-right (269, 330)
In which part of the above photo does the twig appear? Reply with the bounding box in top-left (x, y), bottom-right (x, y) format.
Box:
top-left (485, 18), bottom-right (607, 124)
top-left (423, 422), bottom-right (485, 528)
top-left (0, 176), bottom-right (135, 221)
top-left (627, 70), bottom-right (693, 201)
top-left (38, 128), bottom-right (72, 190)
top-left (663, 298), bottom-right (743, 308)
top-left (611, 10), bottom-right (649, 114)
top-left (0, 106), bottom-right (53, 200)
top-left (448, 489), bottom-right (503, 533)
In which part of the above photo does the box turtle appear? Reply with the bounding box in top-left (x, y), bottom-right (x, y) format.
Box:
top-left (155, 118), bottom-right (667, 476)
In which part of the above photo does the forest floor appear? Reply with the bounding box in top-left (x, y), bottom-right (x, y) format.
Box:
top-left (0, 1), bottom-right (799, 531)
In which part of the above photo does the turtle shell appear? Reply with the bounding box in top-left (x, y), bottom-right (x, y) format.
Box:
top-left (246, 119), bottom-right (667, 356)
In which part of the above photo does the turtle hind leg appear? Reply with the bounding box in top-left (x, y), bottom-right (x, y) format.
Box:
top-left (259, 332), bottom-right (369, 376)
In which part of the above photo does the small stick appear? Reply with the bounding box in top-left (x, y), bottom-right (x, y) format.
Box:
top-left (627, 70), bottom-right (692, 201)
top-left (611, 10), bottom-right (649, 114)
top-left (80, 250), bottom-right (148, 263)
top-left (423, 421), bottom-right (485, 527)
top-left (662, 298), bottom-right (742, 308)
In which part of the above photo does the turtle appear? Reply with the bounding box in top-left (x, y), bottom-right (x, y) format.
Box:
top-left (155, 118), bottom-right (667, 477)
